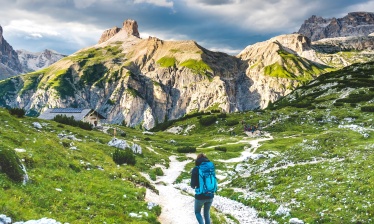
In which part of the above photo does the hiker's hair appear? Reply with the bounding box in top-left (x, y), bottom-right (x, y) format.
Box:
top-left (196, 153), bottom-right (207, 165)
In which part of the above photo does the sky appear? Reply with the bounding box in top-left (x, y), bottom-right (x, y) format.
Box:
top-left (0, 0), bottom-right (373, 55)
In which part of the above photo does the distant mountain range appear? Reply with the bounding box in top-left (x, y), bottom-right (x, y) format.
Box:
top-left (16, 49), bottom-right (66, 74)
top-left (298, 12), bottom-right (374, 41)
top-left (0, 12), bottom-right (373, 129)
top-left (0, 25), bottom-right (66, 79)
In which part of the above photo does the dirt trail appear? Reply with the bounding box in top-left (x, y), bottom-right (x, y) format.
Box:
top-left (145, 135), bottom-right (273, 224)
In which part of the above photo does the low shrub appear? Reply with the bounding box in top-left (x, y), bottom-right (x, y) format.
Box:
top-left (199, 115), bottom-right (217, 126)
top-left (53, 114), bottom-right (93, 130)
top-left (361, 106), bottom-right (374, 112)
top-left (0, 148), bottom-right (25, 182)
top-left (225, 120), bottom-right (239, 126)
top-left (8, 108), bottom-right (26, 118)
top-left (210, 109), bottom-right (221, 113)
top-left (217, 113), bottom-right (227, 118)
top-left (177, 146), bottom-right (196, 153)
top-left (112, 148), bottom-right (136, 165)
top-left (214, 147), bottom-right (227, 152)
top-left (154, 167), bottom-right (164, 176)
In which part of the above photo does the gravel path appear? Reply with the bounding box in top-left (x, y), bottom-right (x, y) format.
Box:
top-left (145, 135), bottom-right (274, 224)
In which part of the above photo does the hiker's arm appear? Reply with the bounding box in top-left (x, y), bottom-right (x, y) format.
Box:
top-left (190, 167), bottom-right (199, 189)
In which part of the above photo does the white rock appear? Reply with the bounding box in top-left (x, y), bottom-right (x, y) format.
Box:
top-left (108, 138), bottom-right (130, 149)
top-left (275, 205), bottom-right (291, 216)
top-left (142, 131), bottom-right (154, 135)
top-left (14, 148), bottom-right (26, 153)
top-left (13, 217), bottom-right (61, 224)
top-left (0, 214), bottom-right (11, 224)
top-left (289, 218), bottom-right (304, 224)
top-left (165, 126), bottom-right (183, 134)
top-left (32, 122), bottom-right (42, 129)
top-left (129, 213), bottom-right (142, 218)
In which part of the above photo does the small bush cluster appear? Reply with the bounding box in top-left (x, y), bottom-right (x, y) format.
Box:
top-left (53, 114), bottom-right (93, 130)
top-left (0, 148), bottom-right (25, 182)
top-left (199, 115), bottom-right (217, 126)
top-left (112, 148), bottom-right (136, 165)
top-left (7, 108), bottom-right (26, 118)
top-left (177, 146), bottom-right (196, 153)
top-left (214, 147), bottom-right (227, 152)
top-left (361, 106), bottom-right (374, 112)
top-left (210, 109), bottom-right (221, 113)
top-left (149, 167), bottom-right (164, 181)
top-left (217, 113), bottom-right (227, 118)
top-left (336, 92), bottom-right (374, 103)
top-left (225, 120), bottom-right (239, 126)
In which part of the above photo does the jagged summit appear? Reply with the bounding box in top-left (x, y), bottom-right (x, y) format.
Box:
top-left (98, 19), bottom-right (140, 44)
top-left (298, 12), bottom-right (374, 41)
top-left (0, 24), bottom-right (23, 79)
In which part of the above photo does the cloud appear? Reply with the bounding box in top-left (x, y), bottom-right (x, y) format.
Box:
top-left (26, 33), bottom-right (43, 39)
top-left (74, 0), bottom-right (98, 9)
top-left (5, 20), bottom-right (61, 37)
top-left (134, 0), bottom-right (174, 8)
top-left (198, 0), bottom-right (236, 5)
top-left (181, 0), bottom-right (372, 33)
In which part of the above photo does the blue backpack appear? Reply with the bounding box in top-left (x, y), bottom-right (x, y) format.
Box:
top-left (195, 161), bottom-right (218, 196)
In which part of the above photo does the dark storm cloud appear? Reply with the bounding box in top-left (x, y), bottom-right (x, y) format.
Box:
top-left (1, 0), bottom-right (373, 55)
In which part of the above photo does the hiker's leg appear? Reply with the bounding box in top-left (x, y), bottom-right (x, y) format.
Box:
top-left (203, 198), bottom-right (213, 224)
top-left (194, 199), bottom-right (204, 224)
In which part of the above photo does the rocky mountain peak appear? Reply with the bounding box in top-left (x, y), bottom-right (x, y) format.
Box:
top-left (98, 19), bottom-right (140, 44)
top-left (0, 25), bottom-right (23, 79)
top-left (298, 12), bottom-right (374, 41)
top-left (123, 19), bottom-right (140, 38)
top-left (98, 26), bottom-right (121, 44)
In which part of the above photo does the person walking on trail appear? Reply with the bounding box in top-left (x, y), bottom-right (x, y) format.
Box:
top-left (191, 153), bottom-right (218, 224)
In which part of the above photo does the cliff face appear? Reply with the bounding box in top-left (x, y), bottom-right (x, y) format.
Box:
top-left (298, 12), bottom-right (374, 41)
top-left (0, 25), bottom-right (22, 79)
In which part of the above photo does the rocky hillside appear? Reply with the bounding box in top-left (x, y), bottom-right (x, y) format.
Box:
top-left (0, 16), bottom-right (373, 129)
top-left (0, 25), bottom-right (22, 79)
top-left (17, 49), bottom-right (66, 73)
top-left (298, 12), bottom-right (374, 41)
top-left (237, 33), bottom-right (331, 108)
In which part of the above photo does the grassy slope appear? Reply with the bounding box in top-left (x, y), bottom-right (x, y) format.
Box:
top-left (1, 53), bottom-right (373, 224)
top-left (0, 109), bottom-right (169, 223)
top-left (264, 49), bottom-right (334, 82)
top-left (152, 62), bottom-right (374, 223)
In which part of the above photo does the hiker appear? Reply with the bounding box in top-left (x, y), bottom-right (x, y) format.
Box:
top-left (191, 153), bottom-right (217, 224)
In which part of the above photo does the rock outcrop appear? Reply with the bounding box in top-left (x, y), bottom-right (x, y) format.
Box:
top-left (98, 19), bottom-right (140, 44)
top-left (98, 27), bottom-right (121, 44)
top-left (298, 12), bottom-right (374, 41)
top-left (17, 49), bottom-right (66, 73)
top-left (312, 36), bottom-right (374, 53)
top-left (0, 25), bottom-right (22, 79)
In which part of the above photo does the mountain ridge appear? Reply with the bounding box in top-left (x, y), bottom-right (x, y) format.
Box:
top-left (0, 25), bottom-right (22, 79)
top-left (1, 15), bottom-right (374, 129)
top-left (298, 12), bottom-right (374, 41)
